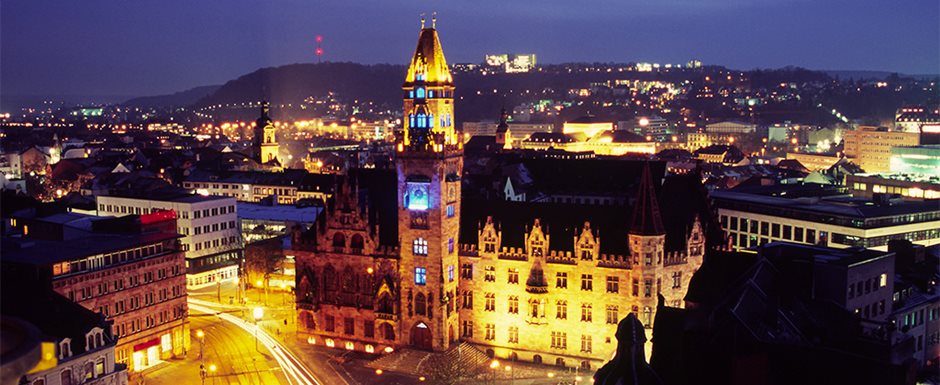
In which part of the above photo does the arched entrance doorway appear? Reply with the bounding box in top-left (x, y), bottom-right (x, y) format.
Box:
top-left (411, 322), bottom-right (433, 350)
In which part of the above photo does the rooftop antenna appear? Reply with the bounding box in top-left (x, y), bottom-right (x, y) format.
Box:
top-left (315, 35), bottom-right (323, 63)
top-left (420, 13), bottom-right (426, 29)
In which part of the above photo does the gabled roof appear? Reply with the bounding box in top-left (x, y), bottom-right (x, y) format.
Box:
top-left (459, 198), bottom-right (633, 255)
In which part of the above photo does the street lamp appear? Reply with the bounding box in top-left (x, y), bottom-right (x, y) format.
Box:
top-left (196, 329), bottom-right (205, 363)
top-left (234, 277), bottom-right (240, 304)
top-left (505, 365), bottom-right (514, 385)
top-left (253, 307), bottom-right (264, 352)
top-left (489, 360), bottom-right (499, 385)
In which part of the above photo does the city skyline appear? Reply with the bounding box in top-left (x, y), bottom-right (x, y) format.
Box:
top-left (2, 0), bottom-right (938, 101)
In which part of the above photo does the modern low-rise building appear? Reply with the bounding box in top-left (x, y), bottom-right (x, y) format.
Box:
top-left (847, 173), bottom-right (940, 200)
top-left (238, 201), bottom-right (321, 243)
top-left (705, 121), bottom-right (756, 134)
top-left (96, 192), bottom-right (242, 287)
top-left (712, 186), bottom-right (940, 251)
top-left (183, 170), bottom-right (333, 204)
top-left (890, 145), bottom-right (940, 176)
top-left (843, 127), bottom-right (920, 173)
top-left (760, 242), bottom-right (895, 322)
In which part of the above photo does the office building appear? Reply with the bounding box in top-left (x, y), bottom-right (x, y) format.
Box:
top-left (843, 127), bottom-right (920, 173)
top-left (847, 173), bottom-right (940, 200)
top-left (712, 185), bottom-right (940, 251)
top-left (96, 192), bottom-right (241, 287)
top-left (890, 145), bottom-right (940, 176)
top-left (183, 169), bottom-right (333, 204)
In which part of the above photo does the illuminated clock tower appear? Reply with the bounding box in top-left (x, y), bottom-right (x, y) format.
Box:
top-left (397, 17), bottom-right (462, 351)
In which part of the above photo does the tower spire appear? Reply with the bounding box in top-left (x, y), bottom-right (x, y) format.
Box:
top-left (432, 12), bottom-right (437, 29)
top-left (630, 162), bottom-right (665, 235)
top-left (420, 13), bottom-right (426, 29)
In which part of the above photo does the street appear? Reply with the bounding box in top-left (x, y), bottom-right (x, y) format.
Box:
top-left (139, 305), bottom-right (289, 385)
top-left (168, 281), bottom-right (589, 385)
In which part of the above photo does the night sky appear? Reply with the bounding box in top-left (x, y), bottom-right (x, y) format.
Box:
top-left (2, 0), bottom-right (938, 102)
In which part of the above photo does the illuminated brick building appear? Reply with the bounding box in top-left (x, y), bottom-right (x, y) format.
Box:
top-left (2, 211), bottom-right (189, 372)
top-left (291, 22), bottom-right (715, 369)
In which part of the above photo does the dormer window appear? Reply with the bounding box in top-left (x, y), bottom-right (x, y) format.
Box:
top-left (59, 338), bottom-right (71, 360)
top-left (416, 73), bottom-right (426, 81)
top-left (85, 328), bottom-right (104, 351)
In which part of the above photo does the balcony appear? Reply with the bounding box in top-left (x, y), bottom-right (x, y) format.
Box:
top-left (376, 312), bottom-right (398, 321)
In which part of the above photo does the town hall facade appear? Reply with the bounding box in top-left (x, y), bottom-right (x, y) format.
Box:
top-left (291, 23), bottom-right (709, 369)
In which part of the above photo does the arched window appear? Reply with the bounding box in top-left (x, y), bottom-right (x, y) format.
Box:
top-left (301, 312), bottom-right (316, 330)
top-left (324, 265), bottom-right (337, 291)
top-left (378, 293), bottom-right (394, 313)
top-left (415, 293), bottom-right (427, 315)
top-left (533, 354), bottom-right (542, 364)
top-left (642, 307), bottom-right (652, 326)
top-left (556, 357), bottom-right (566, 367)
top-left (351, 234), bottom-right (364, 251)
top-left (342, 266), bottom-right (356, 293)
top-left (60, 370), bottom-right (73, 385)
top-left (332, 233), bottom-right (345, 250)
top-left (298, 275), bottom-right (314, 303)
top-left (416, 87), bottom-right (426, 98)
top-left (409, 114), bottom-right (415, 127)
top-left (382, 323), bottom-right (395, 340)
top-left (428, 114), bottom-right (434, 128)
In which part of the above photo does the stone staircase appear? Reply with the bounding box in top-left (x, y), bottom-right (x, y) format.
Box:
top-left (368, 342), bottom-right (488, 376)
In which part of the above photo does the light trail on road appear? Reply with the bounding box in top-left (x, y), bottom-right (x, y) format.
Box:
top-left (189, 302), bottom-right (322, 385)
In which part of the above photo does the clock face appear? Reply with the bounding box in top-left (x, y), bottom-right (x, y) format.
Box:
top-left (407, 182), bottom-right (430, 211)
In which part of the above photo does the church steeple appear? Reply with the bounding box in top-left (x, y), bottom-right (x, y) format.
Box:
top-left (253, 101), bottom-right (279, 165)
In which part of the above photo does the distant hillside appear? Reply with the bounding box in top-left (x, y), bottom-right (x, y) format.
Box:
top-left (125, 85), bottom-right (221, 107)
top-left (196, 62), bottom-right (406, 108)
top-left (824, 70), bottom-right (939, 80)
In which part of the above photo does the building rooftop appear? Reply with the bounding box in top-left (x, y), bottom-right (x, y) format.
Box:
top-left (1, 231), bottom-right (180, 266)
top-left (237, 202), bottom-right (322, 223)
top-left (712, 189), bottom-right (940, 219)
top-left (761, 242), bottom-right (891, 267)
top-left (102, 191), bottom-right (232, 204)
top-left (712, 188), bottom-right (940, 228)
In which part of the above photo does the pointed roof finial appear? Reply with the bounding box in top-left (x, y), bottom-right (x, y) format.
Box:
top-left (420, 13), bottom-right (426, 29)
top-left (432, 12), bottom-right (437, 29)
